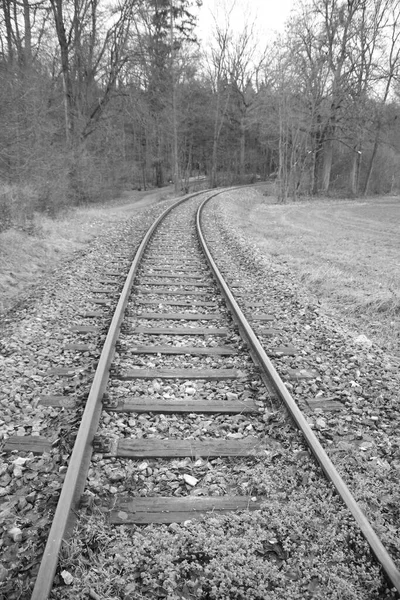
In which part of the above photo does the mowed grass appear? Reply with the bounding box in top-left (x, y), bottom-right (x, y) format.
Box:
top-left (0, 189), bottom-right (170, 315)
top-left (226, 188), bottom-right (400, 356)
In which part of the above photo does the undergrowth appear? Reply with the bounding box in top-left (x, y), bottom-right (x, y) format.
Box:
top-left (0, 183), bottom-right (40, 234)
top-left (53, 445), bottom-right (380, 599)
top-left (52, 484), bottom-right (395, 600)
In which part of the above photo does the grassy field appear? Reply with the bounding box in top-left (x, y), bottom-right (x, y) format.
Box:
top-left (0, 189), bottom-right (170, 315)
top-left (225, 187), bottom-right (400, 357)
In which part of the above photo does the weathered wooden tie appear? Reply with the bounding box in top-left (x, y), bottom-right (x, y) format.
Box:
top-left (268, 345), bottom-right (298, 357)
top-left (88, 298), bottom-right (112, 305)
top-left (135, 312), bottom-right (222, 321)
top-left (133, 288), bottom-right (208, 296)
top-left (142, 273), bottom-right (205, 279)
top-left (249, 314), bottom-right (275, 322)
top-left (3, 436), bottom-right (54, 454)
top-left (46, 368), bottom-right (76, 377)
top-left (114, 368), bottom-right (245, 380)
top-left (70, 325), bottom-right (102, 333)
top-left (124, 326), bottom-right (229, 335)
top-left (91, 288), bottom-right (118, 294)
top-left (39, 395), bottom-right (78, 408)
top-left (306, 398), bottom-right (344, 411)
top-left (145, 268), bottom-right (207, 274)
top-left (117, 344), bottom-right (236, 356)
top-left (108, 437), bottom-right (267, 458)
top-left (110, 496), bottom-right (263, 524)
top-left (138, 279), bottom-right (210, 287)
top-left (64, 344), bottom-right (92, 351)
top-left (104, 397), bottom-right (258, 414)
top-left (134, 299), bottom-right (218, 307)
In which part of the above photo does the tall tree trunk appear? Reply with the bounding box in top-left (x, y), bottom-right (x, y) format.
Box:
top-left (210, 79), bottom-right (231, 188)
top-left (22, 0), bottom-right (32, 67)
top-left (320, 137), bottom-right (333, 194)
top-left (170, 0), bottom-right (180, 194)
top-left (312, 130), bottom-right (323, 196)
top-left (363, 128), bottom-right (380, 196)
top-left (278, 107), bottom-right (288, 202)
top-left (211, 135), bottom-right (218, 188)
top-left (239, 116), bottom-right (245, 179)
top-left (349, 147), bottom-right (362, 196)
top-left (50, 0), bottom-right (74, 144)
top-left (154, 119), bottom-right (164, 187)
top-left (2, 0), bottom-right (14, 65)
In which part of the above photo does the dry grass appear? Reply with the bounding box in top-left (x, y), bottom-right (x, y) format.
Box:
top-left (225, 187), bottom-right (400, 356)
top-left (0, 188), bottom-right (171, 315)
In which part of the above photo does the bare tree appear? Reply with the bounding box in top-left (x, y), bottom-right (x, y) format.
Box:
top-left (362, 0), bottom-right (400, 195)
top-left (49, 0), bottom-right (136, 145)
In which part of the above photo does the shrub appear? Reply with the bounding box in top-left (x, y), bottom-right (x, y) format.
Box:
top-left (0, 183), bottom-right (38, 233)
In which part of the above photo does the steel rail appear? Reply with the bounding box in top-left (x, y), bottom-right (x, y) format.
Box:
top-left (31, 190), bottom-right (208, 600)
top-left (196, 194), bottom-right (400, 595)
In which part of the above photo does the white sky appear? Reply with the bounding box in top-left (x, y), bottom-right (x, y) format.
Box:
top-left (197, 0), bottom-right (293, 41)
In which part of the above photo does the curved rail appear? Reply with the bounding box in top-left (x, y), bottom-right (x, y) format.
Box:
top-left (31, 190), bottom-right (208, 600)
top-left (196, 194), bottom-right (400, 594)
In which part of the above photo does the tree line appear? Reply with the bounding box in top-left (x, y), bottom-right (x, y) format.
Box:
top-left (1, 0), bottom-right (400, 228)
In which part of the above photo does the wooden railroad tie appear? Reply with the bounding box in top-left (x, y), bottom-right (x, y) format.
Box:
top-left (91, 288), bottom-right (118, 294)
top-left (70, 325), bottom-right (102, 333)
top-left (104, 397), bottom-right (258, 414)
top-left (113, 368), bottom-right (245, 381)
top-left (110, 496), bottom-right (264, 525)
top-left (124, 326), bottom-right (230, 336)
top-left (138, 280), bottom-right (210, 287)
top-left (144, 265), bottom-right (205, 271)
top-left (116, 344), bottom-right (236, 356)
top-left (134, 299), bottom-right (218, 307)
top-left (145, 256), bottom-right (201, 262)
top-left (145, 268), bottom-right (207, 274)
top-left (3, 435), bottom-right (55, 454)
top-left (133, 312), bottom-right (223, 321)
top-left (133, 288), bottom-right (209, 296)
top-left (306, 398), bottom-right (344, 412)
top-left (46, 368), bottom-right (76, 377)
top-left (95, 436), bottom-right (268, 459)
top-left (141, 273), bottom-right (205, 280)
top-left (88, 298), bottom-right (112, 305)
top-left (64, 344), bottom-right (93, 352)
top-left (268, 345), bottom-right (298, 357)
top-left (39, 395), bottom-right (78, 409)
top-left (249, 314), bottom-right (275, 322)
top-left (285, 369), bottom-right (318, 380)
top-left (144, 258), bottom-right (203, 264)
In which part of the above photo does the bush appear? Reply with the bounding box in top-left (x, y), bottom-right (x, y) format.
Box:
top-left (0, 183), bottom-right (38, 233)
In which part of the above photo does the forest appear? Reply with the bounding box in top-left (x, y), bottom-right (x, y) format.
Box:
top-left (1, 0), bottom-right (400, 229)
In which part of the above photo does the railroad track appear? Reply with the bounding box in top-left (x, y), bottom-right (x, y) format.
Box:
top-left (4, 189), bottom-right (399, 598)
